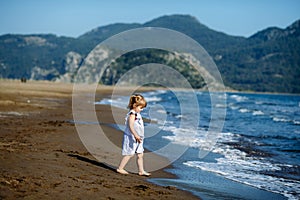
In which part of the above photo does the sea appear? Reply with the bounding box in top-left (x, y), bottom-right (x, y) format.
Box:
top-left (97, 90), bottom-right (300, 200)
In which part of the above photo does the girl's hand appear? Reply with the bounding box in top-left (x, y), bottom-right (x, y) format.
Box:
top-left (135, 135), bottom-right (142, 143)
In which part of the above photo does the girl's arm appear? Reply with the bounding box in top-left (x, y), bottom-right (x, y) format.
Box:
top-left (128, 114), bottom-right (142, 143)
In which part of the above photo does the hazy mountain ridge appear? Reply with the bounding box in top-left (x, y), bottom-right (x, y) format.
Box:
top-left (0, 14), bottom-right (299, 93)
top-left (250, 19), bottom-right (300, 41)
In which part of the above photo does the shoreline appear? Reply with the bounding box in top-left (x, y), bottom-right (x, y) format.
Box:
top-left (2, 78), bottom-right (299, 96)
top-left (0, 79), bottom-right (199, 199)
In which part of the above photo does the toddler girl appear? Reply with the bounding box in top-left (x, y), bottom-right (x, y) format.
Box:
top-left (117, 94), bottom-right (151, 176)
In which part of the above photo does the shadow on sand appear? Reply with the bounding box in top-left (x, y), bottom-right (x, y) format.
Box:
top-left (68, 154), bottom-right (116, 172)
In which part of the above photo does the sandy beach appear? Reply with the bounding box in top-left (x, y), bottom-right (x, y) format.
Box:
top-left (0, 79), bottom-right (199, 199)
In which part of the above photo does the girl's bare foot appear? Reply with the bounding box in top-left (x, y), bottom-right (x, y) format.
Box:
top-left (116, 168), bottom-right (129, 175)
top-left (138, 171), bottom-right (151, 176)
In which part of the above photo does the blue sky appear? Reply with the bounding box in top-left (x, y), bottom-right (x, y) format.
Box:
top-left (0, 0), bottom-right (299, 38)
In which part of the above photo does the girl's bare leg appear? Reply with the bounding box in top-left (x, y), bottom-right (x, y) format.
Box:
top-left (137, 153), bottom-right (151, 176)
top-left (137, 153), bottom-right (144, 173)
top-left (117, 155), bottom-right (133, 174)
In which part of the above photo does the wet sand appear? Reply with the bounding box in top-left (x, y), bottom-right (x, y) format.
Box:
top-left (0, 79), bottom-right (199, 199)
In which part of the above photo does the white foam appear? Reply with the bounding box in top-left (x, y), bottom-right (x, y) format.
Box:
top-left (161, 126), bottom-right (211, 149)
top-left (215, 103), bottom-right (227, 108)
top-left (175, 114), bottom-right (184, 119)
top-left (162, 127), bottom-right (300, 199)
top-left (230, 94), bottom-right (248, 102)
top-left (155, 109), bottom-right (166, 114)
top-left (228, 103), bottom-right (239, 110)
top-left (184, 160), bottom-right (300, 200)
top-left (293, 120), bottom-right (300, 125)
top-left (183, 131), bottom-right (300, 200)
top-left (253, 110), bottom-right (264, 115)
top-left (144, 96), bottom-right (162, 103)
top-left (146, 90), bottom-right (167, 96)
top-left (272, 117), bottom-right (290, 123)
top-left (209, 92), bottom-right (227, 100)
top-left (95, 96), bottom-right (129, 110)
top-left (239, 108), bottom-right (250, 113)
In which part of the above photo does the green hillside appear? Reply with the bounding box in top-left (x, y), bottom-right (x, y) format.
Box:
top-left (0, 15), bottom-right (299, 93)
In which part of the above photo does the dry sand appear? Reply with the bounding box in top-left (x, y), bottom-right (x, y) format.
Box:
top-left (0, 79), bottom-right (199, 199)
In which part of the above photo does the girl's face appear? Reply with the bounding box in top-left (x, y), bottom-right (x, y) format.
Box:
top-left (134, 105), bottom-right (144, 113)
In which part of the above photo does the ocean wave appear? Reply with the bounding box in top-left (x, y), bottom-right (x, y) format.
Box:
top-left (209, 92), bottom-right (227, 100)
top-left (272, 117), bottom-right (289, 122)
top-left (254, 134), bottom-right (298, 141)
top-left (232, 106), bottom-right (265, 116)
top-left (184, 160), bottom-right (300, 200)
top-left (144, 96), bottom-right (162, 103)
top-left (230, 94), bottom-right (249, 102)
top-left (161, 126), bottom-right (222, 151)
top-left (252, 110), bottom-right (264, 115)
top-left (215, 103), bottom-right (227, 108)
top-left (230, 102), bottom-right (297, 125)
top-left (95, 96), bottom-right (128, 109)
top-left (272, 117), bottom-right (300, 126)
top-left (184, 136), bottom-right (300, 200)
top-left (156, 109), bottom-right (167, 114)
top-left (161, 126), bottom-right (205, 148)
top-left (239, 108), bottom-right (251, 113)
top-left (181, 131), bottom-right (300, 199)
top-left (228, 103), bottom-right (239, 110)
top-left (293, 120), bottom-right (300, 125)
top-left (143, 90), bottom-right (167, 102)
top-left (145, 90), bottom-right (167, 96)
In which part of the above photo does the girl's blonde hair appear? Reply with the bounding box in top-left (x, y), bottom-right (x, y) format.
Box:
top-left (128, 94), bottom-right (147, 109)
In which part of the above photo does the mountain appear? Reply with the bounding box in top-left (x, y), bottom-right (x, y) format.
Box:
top-left (0, 15), bottom-right (299, 93)
top-left (0, 34), bottom-right (75, 79)
top-left (75, 23), bottom-right (142, 54)
top-left (216, 19), bottom-right (300, 93)
top-left (144, 15), bottom-right (246, 52)
top-left (250, 19), bottom-right (300, 41)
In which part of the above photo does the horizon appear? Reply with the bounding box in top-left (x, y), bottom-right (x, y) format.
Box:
top-left (1, 0), bottom-right (300, 38)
